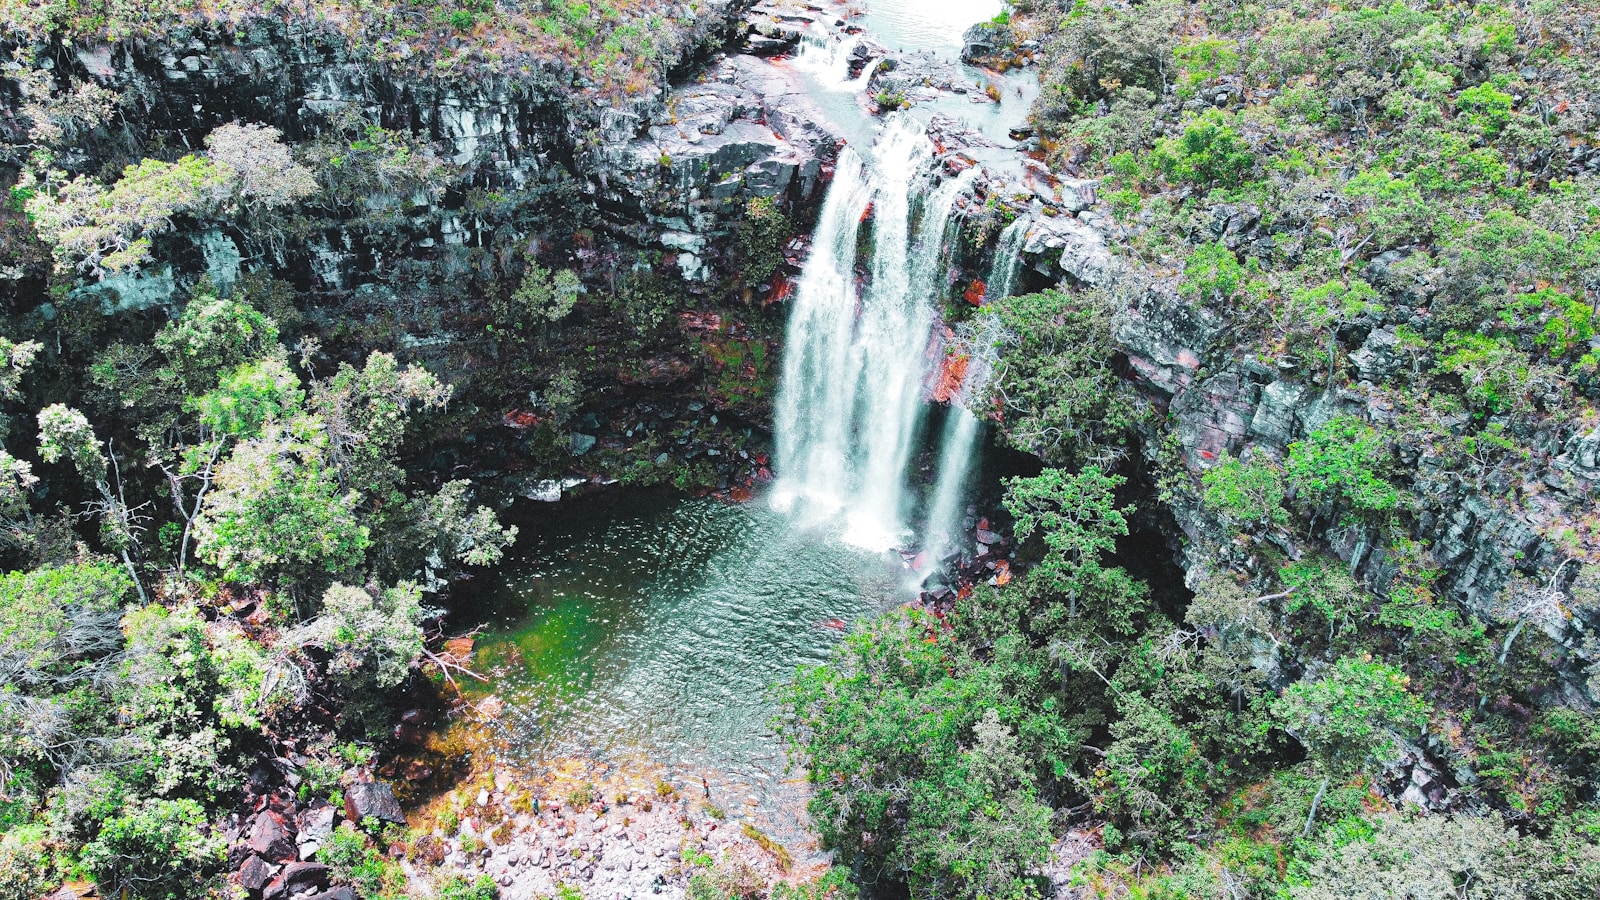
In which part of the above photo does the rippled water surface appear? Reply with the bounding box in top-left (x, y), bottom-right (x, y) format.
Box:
top-left (459, 490), bottom-right (906, 786)
top-left (863, 0), bottom-right (1006, 55)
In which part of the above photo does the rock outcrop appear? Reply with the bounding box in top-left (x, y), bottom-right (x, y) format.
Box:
top-left (2, 2), bottom-right (837, 311)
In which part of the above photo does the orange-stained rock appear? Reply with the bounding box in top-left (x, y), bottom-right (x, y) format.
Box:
top-left (932, 353), bottom-right (970, 403)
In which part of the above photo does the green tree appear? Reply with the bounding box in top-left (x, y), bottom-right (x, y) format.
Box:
top-left (1274, 656), bottom-right (1428, 835)
top-left (193, 423), bottom-right (370, 592)
top-left (1285, 415), bottom-right (1401, 519)
top-left (984, 289), bottom-right (1134, 465)
top-left (1004, 466), bottom-right (1144, 629)
top-left (780, 612), bottom-right (1051, 899)
top-left (37, 405), bottom-right (148, 601)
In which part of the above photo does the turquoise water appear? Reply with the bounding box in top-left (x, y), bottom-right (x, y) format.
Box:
top-left (863, 0), bottom-right (1006, 55)
top-left (457, 490), bottom-right (906, 789)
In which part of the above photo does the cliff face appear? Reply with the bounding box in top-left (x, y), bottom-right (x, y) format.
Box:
top-left (4, 3), bottom-right (833, 313)
top-left (977, 198), bottom-right (1598, 708)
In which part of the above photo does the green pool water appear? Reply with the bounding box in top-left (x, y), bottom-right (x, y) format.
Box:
top-left (454, 488), bottom-right (908, 800)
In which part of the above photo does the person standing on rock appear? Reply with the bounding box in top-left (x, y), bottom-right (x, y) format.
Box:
top-left (701, 776), bottom-right (711, 798)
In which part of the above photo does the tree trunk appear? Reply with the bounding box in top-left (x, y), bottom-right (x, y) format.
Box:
top-left (1302, 774), bottom-right (1330, 838)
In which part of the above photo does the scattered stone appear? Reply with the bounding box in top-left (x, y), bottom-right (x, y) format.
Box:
top-left (344, 782), bottom-right (405, 825)
top-left (237, 855), bottom-right (277, 892)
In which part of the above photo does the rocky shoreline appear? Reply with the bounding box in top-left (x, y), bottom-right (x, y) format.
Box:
top-left (423, 763), bottom-right (800, 900)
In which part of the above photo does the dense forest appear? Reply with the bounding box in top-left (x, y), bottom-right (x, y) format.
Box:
top-left (782, 1), bottom-right (1600, 897)
top-left (0, 0), bottom-right (1598, 899)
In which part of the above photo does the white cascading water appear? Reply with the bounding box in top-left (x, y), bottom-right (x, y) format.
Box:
top-left (793, 30), bottom-right (863, 90)
top-left (986, 218), bottom-right (1029, 302)
top-left (774, 117), bottom-right (977, 550)
top-left (920, 220), bottom-right (1030, 548)
top-left (920, 313), bottom-right (1008, 549)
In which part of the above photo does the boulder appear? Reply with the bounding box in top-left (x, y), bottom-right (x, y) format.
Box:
top-left (297, 805), bottom-right (337, 845)
top-left (248, 812), bottom-right (297, 862)
top-left (343, 782), bottom-right (405, 825)
top-left (960, 22), bottom-right (1015, 63)
top-left (278, 858), bottom-right (331, 890)
top-left (305, 890), bottom-right (358, 900)
top-left (237, 855), bottom-right (277, 893)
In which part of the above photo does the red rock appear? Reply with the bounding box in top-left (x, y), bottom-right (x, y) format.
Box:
top-left (237, 855), bottom-right (276, 892)
top-left (932, 353), bottom-right (970, 403)
top-left (248, 812), bottom-right (296, 862)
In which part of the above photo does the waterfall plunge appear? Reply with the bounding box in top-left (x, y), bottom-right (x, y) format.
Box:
top-left (920, 220), bottom-right (1030, 549)
top-left (987, 218), bottom-right (1029, 302)
top-left (773, 117), bottom-right (976, 550)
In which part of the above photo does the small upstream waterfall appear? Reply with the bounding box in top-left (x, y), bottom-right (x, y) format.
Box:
top-left (793, 30), bottom-right (863, 90)
top-left (986, 218), bottom-right (1029, 302)
top-left (774, 117), bottom-right (977, 549)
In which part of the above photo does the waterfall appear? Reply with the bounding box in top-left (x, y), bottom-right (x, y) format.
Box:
top-left (849, 58), bottom-right (884, 93)
top-left (986, 218), bottom-right (1029, 303)
top-left (918, 218), bottom-right (1032, 547)
top-left (771, 146), bottom-right (875, 520)
top-left (923, 407), bottom-right (981, 551)
top-left (919, 313), bottom-right (1006, 550)
top-left (774, 117), bottom-right (976, 550)
top-left (793, 31), bottom-right (862, 89)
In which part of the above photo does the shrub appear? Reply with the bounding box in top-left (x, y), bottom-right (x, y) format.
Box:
top-left (0, 832), bottom-right (51, 900)
top-left (1293, 813), bottom-right (1600, 900)
top-left (79, 798), bottom-right (224, 900)
top-left (1286, 416), bottom-right (1400, 517)
top-left (1436, 332), bottom-right (1533, 414)
top-left (439, 873), bottom-right (498, 900)
top-left (1202, 456), bottom-right (1288, 528)
top-left (1152, 111), bottom-right (1255, 189)
top-left (731, 196), bottom-right (792, 285)
top-left (1182, 242), bottom-right (1247, 302)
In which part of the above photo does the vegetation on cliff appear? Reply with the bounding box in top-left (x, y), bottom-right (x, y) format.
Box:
top-left (781, 0), bottom-right (1600, 898)
top-left (0, 0), bottom-right (722, 93)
